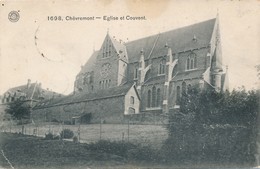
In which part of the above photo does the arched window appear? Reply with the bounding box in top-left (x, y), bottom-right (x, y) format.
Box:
top-left (108, 79), bottom-right (111, 88)
top-left (152, 86), bottom-right (156, 107)
top-left (147, 90), bottom-right (151, 108)
top-left (134, 68), bottom-right (138, 79)
top-left (186, 58), bottom-right (190, 70)
top-left (182, 82), bottom-right (187, 94)
top-left (176, 86), bottom-right (181, 105)
top-left (194, 56), bottom-right (197, 68)
top-left (159, 59), bottom-right (166, 74)
top-left (190, 59), bottom-right (194, 69)
top-left (188, 84), bottom-right (192, 93)
top-left (105, 80), bottom-right (108, 89)
top-left (156, 88), bottom-right (161, 107)
top-left (186, 53), bottom-right (197, 70)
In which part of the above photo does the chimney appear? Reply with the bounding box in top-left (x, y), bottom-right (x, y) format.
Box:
top-left (27, 79), bottom-right (31, 89)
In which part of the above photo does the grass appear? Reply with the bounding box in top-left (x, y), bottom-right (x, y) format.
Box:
top-left (0, 132), bottom-right (128, 169)
top-left (0, 132), bottom-right (254, 169)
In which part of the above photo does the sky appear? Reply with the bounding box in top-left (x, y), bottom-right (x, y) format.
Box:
top-left (0, 0), bottom-right (260, 95)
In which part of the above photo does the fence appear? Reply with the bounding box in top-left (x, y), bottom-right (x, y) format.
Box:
top-left (0, 122), bottom-right (168, 149)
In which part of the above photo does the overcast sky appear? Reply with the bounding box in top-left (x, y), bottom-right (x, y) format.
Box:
top-left (0, 0), bottom-right (259, 95)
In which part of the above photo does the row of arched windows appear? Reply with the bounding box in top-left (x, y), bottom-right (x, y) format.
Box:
top-left (99, 79), bottom-right (111, 89)
top-left (147, 86), bottom-right (161, 108)
top-left (176, 82), bottom-right (192, 104)
top-left (102, 39), bottom-right (112, 58)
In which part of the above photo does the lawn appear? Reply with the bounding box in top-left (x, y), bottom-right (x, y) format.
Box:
top-left (1, 123), bottom-right (168, 148)
top-left (0, 132), bottom-right (128, 169)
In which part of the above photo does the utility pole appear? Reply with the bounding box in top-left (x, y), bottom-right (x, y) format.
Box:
top-left (99, 110), bottom-right (102, 140)
top-left (127, 117), bottom-right (129, 142)
top-left (78, 118), bottom-right (81, 143)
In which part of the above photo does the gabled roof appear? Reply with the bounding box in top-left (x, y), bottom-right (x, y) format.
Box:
top-left (125, 18), bottom-right (216, 63)
top-left (3, 82), bottom-right (62, 101)
top-left (144, 75), bottom-right (165, 85)
top-left (34, 82), bottom-right (135, 108)
top-left (78, 51), bottom-right (98, 75)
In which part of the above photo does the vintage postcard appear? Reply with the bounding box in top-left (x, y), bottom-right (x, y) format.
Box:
top-left (0, 0), bottom-right (259, 169)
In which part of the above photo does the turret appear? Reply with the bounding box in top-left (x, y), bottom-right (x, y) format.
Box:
top-left (138, 49), bottom-right (145, 84)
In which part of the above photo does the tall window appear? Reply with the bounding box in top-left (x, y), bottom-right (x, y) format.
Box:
top-left (188, 84), bottom-right (192, 93)
top-left (156, 88), bottom-right (161, 107)
top-left (186, 53), bottom-right (197, 70)
top-left (134, 68), bottom-right (138, 79)
top-left (130, 96), bottom-right (135, 104)
top-left (186, 58), bottom-right (190, 70)
top-left (182, 82), bottom-right (186, 94)
top-left (159, 59), bottom-right (166, 74)
top-left (147, 90), bottom-right (151, 108)
top-left (152, 86), bottom-right (156, 107)
top-left (176, 86), bottom-right (181, 105)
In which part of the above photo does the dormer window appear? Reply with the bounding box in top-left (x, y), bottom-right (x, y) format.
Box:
top-left (186, 53), bottom-right (197, 71)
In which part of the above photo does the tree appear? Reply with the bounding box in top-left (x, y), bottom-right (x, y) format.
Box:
top-left (165, 86), bottom-right (259, 164)
top-left (5, 100), bottom-right (31, 121)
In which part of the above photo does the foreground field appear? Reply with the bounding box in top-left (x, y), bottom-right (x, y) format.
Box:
top-left (0, 133), bottom-right (250, 169)
top-left (1, 123), bottom-right (168, 148)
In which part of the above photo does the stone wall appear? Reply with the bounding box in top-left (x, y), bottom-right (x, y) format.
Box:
top-left (32, 95), bottom-right (125, 124)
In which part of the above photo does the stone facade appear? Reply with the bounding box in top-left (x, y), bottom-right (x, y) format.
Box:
top-left (74, 17), bottom-right (228, 114)
top-left (32, 16), bottom-right (228, 124)
top-left (32, 84), bottom-right (140, 123)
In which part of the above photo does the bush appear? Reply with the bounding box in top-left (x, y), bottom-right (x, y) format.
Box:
top-left (51, 119), bottom-right (59, 123)
top-left (64, 121), bottom-right (72, 125)
top-left (73, 136), bottom-right (78, 143)
top-left (164, 87), bottom-right (259, 165)
top-left (44, 132), bottom-right (60, 140)
top-left (86, 140), bottom-right (162, 162)
top-left (60, 129), bottom-right (74, 139)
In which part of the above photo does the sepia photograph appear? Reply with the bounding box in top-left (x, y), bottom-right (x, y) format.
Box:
top-left (0, 0), bottom-right (259, 168)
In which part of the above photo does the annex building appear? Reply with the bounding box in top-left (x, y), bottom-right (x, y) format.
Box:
top-left (32, 16), bottom-right (229, 124)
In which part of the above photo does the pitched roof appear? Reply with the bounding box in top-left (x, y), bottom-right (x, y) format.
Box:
top-left (34, 82), bottom-right (134, 108)
top-left (4, 82), bottom-right (62, 101)
top-left (125, 18), bottom-right (216, 63)
top-left (144, 75), bottom-right (165, 85)
top-left (172, 69), bottom-right (205, 81)
top-left (78, 51), bottom-right (98, 75)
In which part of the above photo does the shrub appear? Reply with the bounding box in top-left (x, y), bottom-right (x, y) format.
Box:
top-left (73, 136), bottom-right (78, 143)
top-left (87, 140), bottom-right (136, 157)
top-left (164, 87), bottom-right (259, 165)
top-left (51, 119), bottom-right (59, 123)
top-left (64, 121), bottom-right (72, 125)
top-left (86, 140), bottom-right (162, 162)
top-left (60, 129), bottom-right (74, 139)
top-left (44, 132), bottom-right (60, 140)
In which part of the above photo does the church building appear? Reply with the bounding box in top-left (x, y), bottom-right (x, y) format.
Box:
top-left (32, 16), bottom-right (228, 123)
